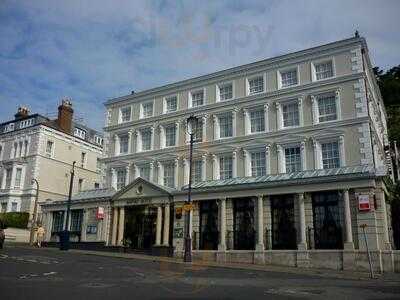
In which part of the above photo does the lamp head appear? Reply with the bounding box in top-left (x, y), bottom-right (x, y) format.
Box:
top-left (186, 115), bottom-right (198, 135)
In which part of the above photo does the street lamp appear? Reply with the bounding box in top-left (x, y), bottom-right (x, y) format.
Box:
top-left (29, 179), bottom-right (39, 245)
top-left (60, 161), bottom-right (76, 251)
top-left (184, 115), bottom-right (199, 263)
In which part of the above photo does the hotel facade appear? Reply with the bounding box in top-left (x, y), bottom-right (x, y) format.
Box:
top-left (42, 36), bottom-right (399, 272)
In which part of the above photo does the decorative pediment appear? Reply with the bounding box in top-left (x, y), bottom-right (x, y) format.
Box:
top-left (112, 177), bottom-right (174, 202)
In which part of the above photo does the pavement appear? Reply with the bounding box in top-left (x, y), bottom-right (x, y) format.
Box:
top-left (1, 244), bottom-right (400, 300)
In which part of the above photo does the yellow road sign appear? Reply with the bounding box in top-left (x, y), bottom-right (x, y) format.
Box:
top-left (183, 203), bottom-right (194, 211)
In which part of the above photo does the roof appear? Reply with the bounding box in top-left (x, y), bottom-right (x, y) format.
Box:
top-left (41, 188), bottom-right (116, 206)
top-left (186, 165), bottom-right (379, 190)
top-left (105, 36), bottom-right (367, 106)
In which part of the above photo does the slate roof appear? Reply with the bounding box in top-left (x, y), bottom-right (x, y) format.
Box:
top-left (186, 165), bottom-right (379, 190)
top-left (41, 188), bottom-right (116, 206)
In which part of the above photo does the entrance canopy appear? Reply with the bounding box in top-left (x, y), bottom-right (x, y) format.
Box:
top-left (112, 177), bottom-right (175, 207)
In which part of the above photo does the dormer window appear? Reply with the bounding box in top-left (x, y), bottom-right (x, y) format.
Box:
top-left (74, 128), bottom-right (86, 139)
top-left (19, 118), bottom-right (33, 129)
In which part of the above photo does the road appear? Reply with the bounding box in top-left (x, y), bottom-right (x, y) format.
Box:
top-left (0, 245), bottom-right (399, 300)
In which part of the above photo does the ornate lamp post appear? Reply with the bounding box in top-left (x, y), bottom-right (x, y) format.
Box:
top-left (184, 115), bottom-right (198, 262)
top-left (60, 161), bottom-right (76, 251)
top-left (29, 179), bottom-right (39, 245)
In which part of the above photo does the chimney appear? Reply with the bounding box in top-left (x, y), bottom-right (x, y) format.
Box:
top-left (57, 98), bottom-right (74, 133)
top-left (15, 106), bottom-right (30, 120)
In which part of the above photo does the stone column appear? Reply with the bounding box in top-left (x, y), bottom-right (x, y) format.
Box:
top-left (310, 95), bottom-right (318, 125)
top-left (243, 150), bottom-right (251, 177)
top-left (265, 145), bottom-right (271, 175)
top-left (125, 165), bottom-right (130, 186)
top-left (174, 159), bottom-right (179, 188)
top-left (157, 162), bottom-right (163, 185)
top-left (201, 115), bottom-right (208, 142)
top-left (175, 122), bottom-right (180, 146)
top-left (212, 154), bottom-right (219, 180)
top-left (111, 208), bottom-right (118, 246)
top-left (201, 155), bottom-right (207, 181)
top-left (301, 140), bottom-right (307, 171)
top-left (296, 193), bottom-right (310, 267)
top-left (256, 195), bottom-right (264, 250)
top-left (343, 189), bottom-right (354, 250)
top-left (213, 115), bottom-right (220, 140)
top-left (155, 206), bottom-right (162, 245)
top-left (149, 162), bottom-right (154, 182)
top-left (275, 102), bottom-right (283, 130)
top-left (150, 126), bottom-right (155, 150)
top-left (218, 198), bottom-right (226, 251)
top-left (264, 104), bottom-right (269, 132)
top-left (277, 145), bottom-right (285, 173)
top-left (117, 207), bottom-right (125, 246)
top-left (114, 134), bottom-right (120, 156)
top-left (128, 130), bottom-right (133, 154)
top-left (111, 168), bottom-right (117, 190)
top-left (81, 210), bottom-right (88, 242)
top-left (163, 204), bottom-right (170, 246)
top-left (232, 150), bottom-right (238, 178)
top-left (243, 108), bottom-right (250, 135)
top-left (183, 159), bottom-right (189, 185)
top-left (232, 109), bottom-right (237, 137)
top-left (298, 193), bottom-right (307, 249)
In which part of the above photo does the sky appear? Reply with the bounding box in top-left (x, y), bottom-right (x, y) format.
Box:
top-left (0, 0), bottom-right (399, 131)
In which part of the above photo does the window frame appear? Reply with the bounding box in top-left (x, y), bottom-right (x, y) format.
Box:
top-left (164, 124), bottom-right (177, 148)
top-left (140, 128), bottom-right (152, 151)
top-left (277, 66), bottom-right (299, 89)
top-left (311, 90), bottom-right (341, 125)
top-left (218, 112), bottom-right (233, 139)
top-left (119, 105), bottom-right (133, 123)
top-left (246, 73), bottom-right (266, 96)
top-left (140, 101), bottom-right (154, 119)
top-left (219, 155), bottom-right (233, 180)
top-left (281, 100), bottom-right (300, 129)
top-left (216, 81), bottom-right (234, 102)
top-left (311, 57), bottom-right (336, 82)
top-left (250, 150), bottom-right (266, 177)
top-left (163, 95), bottom-right (179, 114)
top-left (248, 107), bottom-right (266, 134)
top-left (189, 88), bottom-right (206, 108)
top-left (119, 134), bottom-right (129, 155)
top-left (284, 146), bottom-right (302, 173)
top-left (45, 139), bottom-right (55, 158)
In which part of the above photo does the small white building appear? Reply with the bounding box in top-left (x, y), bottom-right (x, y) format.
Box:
top-left (0, 100), bottom-right (105, 221)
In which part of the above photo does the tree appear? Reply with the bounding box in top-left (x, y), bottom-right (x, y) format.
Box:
top-left (374, 65), bottom-right (400, 142)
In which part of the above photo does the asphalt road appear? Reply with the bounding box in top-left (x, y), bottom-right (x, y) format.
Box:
top-left (0, 245), bottom-right (399, 300)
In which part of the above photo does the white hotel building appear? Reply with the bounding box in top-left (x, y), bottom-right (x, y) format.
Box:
top-left (42, 36), bottom-right (399, 272)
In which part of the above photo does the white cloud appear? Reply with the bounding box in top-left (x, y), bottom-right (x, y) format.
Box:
top-left (0, 0), bottom-right (399, 130)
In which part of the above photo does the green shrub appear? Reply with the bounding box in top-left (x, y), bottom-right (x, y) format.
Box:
top-left (0, 212), bottom-right (30, 229)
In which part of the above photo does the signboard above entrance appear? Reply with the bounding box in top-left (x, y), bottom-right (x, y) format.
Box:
top-left (96, 207), bottom-right (105, 219)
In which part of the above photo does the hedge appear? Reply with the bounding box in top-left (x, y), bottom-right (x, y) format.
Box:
top-left (0, 212), bottom-right (30, 229)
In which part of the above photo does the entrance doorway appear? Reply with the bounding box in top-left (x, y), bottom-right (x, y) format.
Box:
top-left (233, 198), bottom-right (255, 250)
top-left (124, 206), bottom-right (157, 250)
top-left (271, 195), bottom-right (297, 249)
top-left (199, 200), bottom-right (219, 250)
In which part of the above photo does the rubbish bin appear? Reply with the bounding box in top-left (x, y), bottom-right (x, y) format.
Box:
top-left (59, 230), bottom-right (70, 251)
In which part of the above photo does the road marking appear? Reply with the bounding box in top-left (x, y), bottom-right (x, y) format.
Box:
top-left (43, 272), bottom-right (57, 276)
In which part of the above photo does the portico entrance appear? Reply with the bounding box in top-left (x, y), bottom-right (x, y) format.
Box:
top-left (124, 205), bottom-right (157, 250)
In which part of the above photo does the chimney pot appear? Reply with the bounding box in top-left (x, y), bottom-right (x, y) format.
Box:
top-left (15, 106), bottom-right (30, 120)
top-left (57, 98), bottom-right (74, 133)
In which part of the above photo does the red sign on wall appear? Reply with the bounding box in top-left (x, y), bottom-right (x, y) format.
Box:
top-left (96, 207), bottom-right (105, 219)
top-left (358, 194), bottom-right (371, 211)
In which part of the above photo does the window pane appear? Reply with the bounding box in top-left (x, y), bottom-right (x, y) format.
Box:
top-left (141, 129), bottom-right (152, 150)
top-left (251, 151), bottom-right (266, 177)
top-left (284, 147), bottom-right (301, 173)
top-left (315, 61), bottom-right (333, 80)
top-left (282, 102), bottom-right (299, 127)
top-left (139, 165), bottom-right (150, 180)
top-left (219, 83), bottom-right (233, 101)
top-left (250, 110), bottom-right (265, 133)
top-left (219, 114), bottom-right (233, 138)
top-left (165, 125), bottom-right (176, 147)
top-left (117, 169), bottom-right (126, 190)
top-left (249, 76), bottom-right (264, 94)
top-left (318, 94), bottom-right (337, 122)
top-left (14, 168), bottom-right (22, 188)
top-left (119, 135), bottom-right (129, 153)
top-left (321, 141), bottom-right (340, 169)
top-left (281, 69), bottom-right (298, 87)
top-left (142, 103), bottom-right (153, 117)
top-left (191, 91), bottom-right (204, 107)
top-left (165, 96), bottom-right (177, 112)
top-left (121, 107), bottom-right (131, 122)
top-left (163, 163), bottom-right (175, 187)
top-left (192, 160), bottom-right (203, 183)
top-left (219, 156), bottom-right (233, 179)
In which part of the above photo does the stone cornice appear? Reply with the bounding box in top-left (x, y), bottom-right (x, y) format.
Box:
top-left (105, 37), bottom-right (366, 107)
